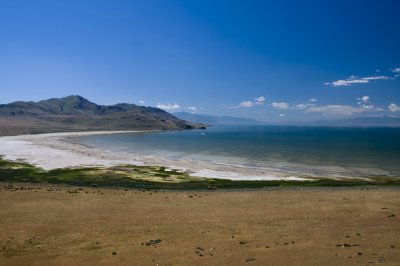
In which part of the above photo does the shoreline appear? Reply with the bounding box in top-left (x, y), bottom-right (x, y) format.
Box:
top-left (0, 130), bottom-right (398, 182)
top-left (0, 130), bottom-right (317, 181)
top-left (0, 131), bottom-right (148, 170)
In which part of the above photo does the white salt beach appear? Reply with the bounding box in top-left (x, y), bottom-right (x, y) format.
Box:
top-left (0, 131), bottom-right (316, 181)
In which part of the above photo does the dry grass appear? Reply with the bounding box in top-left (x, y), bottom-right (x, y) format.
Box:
top-left (0, 182), bottom-right (399, 266)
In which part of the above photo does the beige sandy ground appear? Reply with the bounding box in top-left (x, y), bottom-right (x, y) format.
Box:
top-left (0, 183), bottom-right (399, 266)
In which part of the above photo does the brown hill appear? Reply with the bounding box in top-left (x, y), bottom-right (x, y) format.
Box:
top-left (0, 95), bottom-right (204, 136)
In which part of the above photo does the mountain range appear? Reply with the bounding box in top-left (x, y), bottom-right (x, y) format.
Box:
top-left (1, 96), bottom-right (399, 136)
top-left (0, 95), bottom-right (204, 136)
top-left (175, 111), bottom-right (400, 127)
top-left (174, 112), bottom-right (264, 125)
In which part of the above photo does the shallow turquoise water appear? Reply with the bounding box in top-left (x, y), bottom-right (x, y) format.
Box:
top-left (75, 126), bottom-right (400, 177)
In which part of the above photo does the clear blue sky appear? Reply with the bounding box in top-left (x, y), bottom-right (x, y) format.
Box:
top-left (1, 0), bottom-right (399, 121)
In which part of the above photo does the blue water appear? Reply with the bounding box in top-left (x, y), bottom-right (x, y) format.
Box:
top-left (74, 126), bottom-right (400, 177)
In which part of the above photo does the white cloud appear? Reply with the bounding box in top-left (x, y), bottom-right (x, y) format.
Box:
top-left (187, 106), bottom-right (197, 111)
top-left (309, 98), bottom-right (317, 102)
top-left (279, 114), bottom-right (285, 117)
top-left (361, 96), bottom-right (369, 103)
top-left (391, 68), bottom-right (400, 73)
top-left (357, 96), bottom-right (370, 105)
top-left (325, 75), bottom-right (391, 87)
top-left (232, 96), bottom-right (266, 108)
top-left (362, 76), bottom-right (390, 81)
top-left (355, 96), bottom-right (376, 111)
top-left (292, 103), bottom-right (315, 110)
top-left (388, 103), bottom-right (400, 113)
top-left (156, 103), bottom-right (180, 110)
top-left (255, 96), bottom-right (265, 102)
top-left (325, 79), bottom-right (366, 87)
top-left (139, 100), bottom-right (145, 104)
top-left (254, 96), bottom-right (266, 105)
top-left (362, 104), bottom-right (375, 110)
top-left (392, 68), bottom-right (400, 77)
top-left (271, 102), bottom-right (289, 110)
top-left (239, 101), bottom-right (253, 107)
top-left (306, 105), bottom-right (372, 116)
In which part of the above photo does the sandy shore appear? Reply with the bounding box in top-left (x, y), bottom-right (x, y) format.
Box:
top-left (0, 182), bottom-right (399, 266)
top-left (0, 131), bottom-right (314, 181)
top-left (0, 131), bottom-right (146, 169)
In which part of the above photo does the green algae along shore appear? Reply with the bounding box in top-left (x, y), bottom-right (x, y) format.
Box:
top-left (1, 156), bottom-right (400, 190)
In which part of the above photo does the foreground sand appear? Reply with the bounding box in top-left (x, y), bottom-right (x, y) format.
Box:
top-left (0, 183), bottom-right (399, 266)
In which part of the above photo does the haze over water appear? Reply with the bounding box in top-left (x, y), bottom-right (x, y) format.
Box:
top-left (75, 126), bottom-right (400, 178)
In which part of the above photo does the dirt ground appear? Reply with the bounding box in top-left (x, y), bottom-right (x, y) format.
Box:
top-left (0, 183), bottom-right (399, 266)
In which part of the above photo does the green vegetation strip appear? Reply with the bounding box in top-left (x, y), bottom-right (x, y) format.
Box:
top-left (1, 156), bottom-right (399, 190)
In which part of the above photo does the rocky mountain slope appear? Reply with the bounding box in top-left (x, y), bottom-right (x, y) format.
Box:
top-left (0, 95), bottom-right (204, 135)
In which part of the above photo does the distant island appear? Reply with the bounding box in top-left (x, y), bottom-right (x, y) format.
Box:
top-left (0, 95), bottom-right (205, 136)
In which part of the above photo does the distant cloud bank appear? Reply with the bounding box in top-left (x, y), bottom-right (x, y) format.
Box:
top-left (306, 105), bottom-right (371, 116)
